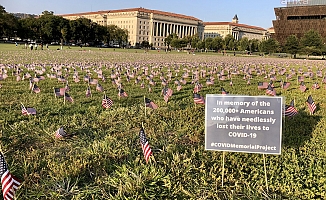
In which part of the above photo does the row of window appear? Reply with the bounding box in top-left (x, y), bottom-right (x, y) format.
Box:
top-left (287, 15), bottom-right (326, 20)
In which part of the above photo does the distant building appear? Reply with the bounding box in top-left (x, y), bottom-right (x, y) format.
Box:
top-left (203, 15), bottom-right (269, 41)
top-left (59, 8), bottom-right (204, 48)
top-left (273, 4), bottom-right (326, 45)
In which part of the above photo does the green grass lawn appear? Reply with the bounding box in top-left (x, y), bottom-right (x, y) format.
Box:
top-left (0, 43), bottom-right (325, 199)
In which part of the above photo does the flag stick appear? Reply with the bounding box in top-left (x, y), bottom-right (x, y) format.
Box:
top-left (31, 83), bottom-right (34, 94)
top-left (222, 151), bottom-right (225, 187)
top-left (144, 96), bottom-right (147, 118)
top-left (53, 87), bottom-right (56, 98)
top-left (263, 154), bottom-right (269, 191)
top-left (64, 93), bottom-right (66, 105)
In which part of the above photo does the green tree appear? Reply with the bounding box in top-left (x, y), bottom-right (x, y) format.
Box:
top-left (259, 38), bottom-right (279, 54)
top-left (224, 34), bottom-right (234, 50)
top-left (284, 35), bottom-right (299, 58)
top-left (249, 39), bottom-right (259, 52)
top-left (300, 30), bottom-right (324, 56)
top-left (171, 37), bottom-right (181, 49)
top-left (239, 37), bottom-right (249, 52)
top-left (191, 34), bottom-right (200, 49)
top-left (205, 37), bottom-right (214, 50)
top-left (164, 33), bottom-right (178, 50)
top-left (0, 6), bottom-right (19, 39)
top-left (212, 36), bottom-right (223, 51)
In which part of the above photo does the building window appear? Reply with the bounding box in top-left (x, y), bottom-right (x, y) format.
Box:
top-left (140, 26), bottom-right (142, 29)
top-left (139, 31), bottom-right (141, 34)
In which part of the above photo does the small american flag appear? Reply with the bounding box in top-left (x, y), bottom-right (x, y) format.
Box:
top-left (32, 84), bottom-right (40, 93)
top-left (282, 82), bottom-right (291, 90)
top-left (145, 98), bottom-right (158, 109)
top-left (96, 83), bottom-right (104, 92)
top-left (193, 93), bottom-right (205, 104)
top-left (311, 82), bottom-right (320, 90)
top-left (118, 88), bottom-right (128, 97)
top-left (257, 82), bottom-right (268, 90)
top-left (139, 127), bottom-right (152, 163)
top-left (54, 88), bottom-right (65, 97)
top-left (299, 82), bottom-right (307, 92)
top-left (102, 94), bottom-right (113, 109)
top-left (55, 127), bottom-right (67, 139)
top-left (284, 100), bottom-right (298, 118)
top-left (221, 87), bottom-right (228, 95)
top-left (266, 84), bottom-right (276, 96)
top-left (86, 86), bottom-right (91, 97)
top-left (306, 95), bottom-right (316, 114)
top-left (0, 153), bottom-right (22, 200)
top-left (193, 82), bottom-right (202, 93)
top-left (21, 104), bottom-right (36, 116)
top-left (64, 92), bottom-right (74, 103)
top-left (177, 84), bottom-right (182, 91)
top-left (162, 87), bottom-right (173, 102)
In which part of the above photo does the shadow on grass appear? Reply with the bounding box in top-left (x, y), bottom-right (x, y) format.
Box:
top-left (282, 108), bottom-right (321, 148)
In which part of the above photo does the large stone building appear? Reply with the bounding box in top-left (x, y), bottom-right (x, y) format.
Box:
top-left (203, 15), bottom-right (269, 41)
top-left (60, 8), bottom-right (269, 48)
top-left (60, 8), bottom-right (205, 48)
top-left (273, 4), bottom-right (326, 45)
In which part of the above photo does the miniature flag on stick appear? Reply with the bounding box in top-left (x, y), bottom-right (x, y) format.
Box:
top-left (266, 84), bottom-right (276, 96)
top-left (145, 97), bottom-right (158, 109)
top-left (193, 93), bottom-right (205, 104)
top-left (64, 92), bottom-right (74, 103)
top-left (139, 127), bottom-right (153, 164)
top-left (54, 127), bottom-right (67, 139)
top-left (284, 100), bottom-right (298, 118)
top-left (21, 103), bottom-right (36, 116)
top-left (102, 94), bottom-right (113, 109)
top-left (162, 86), bottom-right (173, 102)
top-left (54, 88), bottom-right (65, 97)
top-left (0, 153), bottom-right (22, 200)
top-left (32, 84), bottom-right (40, 93)
top-left (299, 82), bottom-right (307, 92)
top-left (86, 86), bottom-right (92, 97)
top-left (96, 83), bottom-right (104, 92)
top-left (306, 95), bottom-right (316, 114)
top-left (221, 87), bottom-right (228, 95)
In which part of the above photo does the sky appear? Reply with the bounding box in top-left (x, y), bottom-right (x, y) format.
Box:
top-left (1, 0), bottom-right (288, 29)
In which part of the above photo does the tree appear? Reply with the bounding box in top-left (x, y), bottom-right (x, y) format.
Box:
top-left (239, 37), bottom-right (249, 52)
top-left (171, 37), bottom-right (181, 49)
top-left (300, 30), bottom-right (324, 56)
top-left (0, 6), bottom-right (19, 39)
top-left (164, 33), bottom-right (177, 50)
top-left (249, 39), bottom-right (259, 52)
top-left (284, 35), bottom-right (299, 58)
top-left (191, 34), bottom-right (200, 49)
top-left (224, 34), bottom-right (234, 50)
top-left (205, 37), bottom-right (214, 50)
top-left (259, 38), bottom-right (279, 54)
top-left (212, 36), bottom-right (223, 51)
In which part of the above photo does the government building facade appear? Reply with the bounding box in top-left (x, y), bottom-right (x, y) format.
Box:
top-left (60, 8), bottom-right (204, 48)
top-left (59, 7), bottom-right (268, 48)
top-left (203, 15), bottom-right (269, 41)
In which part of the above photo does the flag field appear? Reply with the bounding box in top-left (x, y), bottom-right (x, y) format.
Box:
top-left (0, 44), bottom-right (326, 199)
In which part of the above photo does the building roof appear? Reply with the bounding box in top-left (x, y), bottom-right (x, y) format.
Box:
top-left (203, 22), bottom-right (266, 31)
top-left (58, 10), bottom-right (109, 17)
top-left (58, 7), bottom-right (201, 21)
